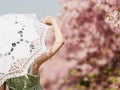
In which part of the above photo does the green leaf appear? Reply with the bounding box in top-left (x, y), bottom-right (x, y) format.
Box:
top-left (79, 80), bottom-right (90, 87)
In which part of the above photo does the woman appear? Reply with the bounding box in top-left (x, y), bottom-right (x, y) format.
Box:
top-left (0, 16), bottom-right (64, 90)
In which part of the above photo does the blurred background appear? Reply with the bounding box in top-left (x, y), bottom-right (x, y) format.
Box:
top-left (1, 0), bottom-right (120, 90)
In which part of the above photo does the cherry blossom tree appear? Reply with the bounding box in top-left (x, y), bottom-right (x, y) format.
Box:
top-left (40, 0), bottom-right (120, 90)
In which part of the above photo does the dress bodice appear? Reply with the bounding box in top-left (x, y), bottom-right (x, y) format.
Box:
top-left (6, 64), bottom-right (42, 90)
top-left (6, 74), bottom-right (42, 90)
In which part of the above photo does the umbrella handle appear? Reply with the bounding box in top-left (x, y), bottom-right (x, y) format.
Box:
top-left (32, 17), bottom-right (65, 75)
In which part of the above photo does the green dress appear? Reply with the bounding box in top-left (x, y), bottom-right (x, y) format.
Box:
top-left (6, 65), bottom-right (43, 90)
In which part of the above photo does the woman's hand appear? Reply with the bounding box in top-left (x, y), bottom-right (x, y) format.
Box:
top-left (42, 16), bottom-right (55, 25)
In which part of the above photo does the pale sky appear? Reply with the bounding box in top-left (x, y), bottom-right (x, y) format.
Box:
top-left (0, 0), bottom-right (60, 18)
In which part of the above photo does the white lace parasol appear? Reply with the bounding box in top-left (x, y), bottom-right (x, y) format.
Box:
top-left (0, 14), bottom-right (49, 86)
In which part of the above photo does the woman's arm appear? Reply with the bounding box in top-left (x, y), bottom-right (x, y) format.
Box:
top-left (32, 17), bottom-right (65, 75)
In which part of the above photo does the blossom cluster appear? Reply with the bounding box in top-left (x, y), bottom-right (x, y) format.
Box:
top-left (40, 0), bottom-right (120, 90)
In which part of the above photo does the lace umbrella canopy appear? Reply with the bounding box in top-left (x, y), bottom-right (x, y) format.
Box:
top-left (0, 14), bottom-right (49, 86)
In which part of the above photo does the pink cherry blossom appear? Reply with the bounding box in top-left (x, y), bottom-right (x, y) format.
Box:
top-left (40, 0), bottom-right (120, 90)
